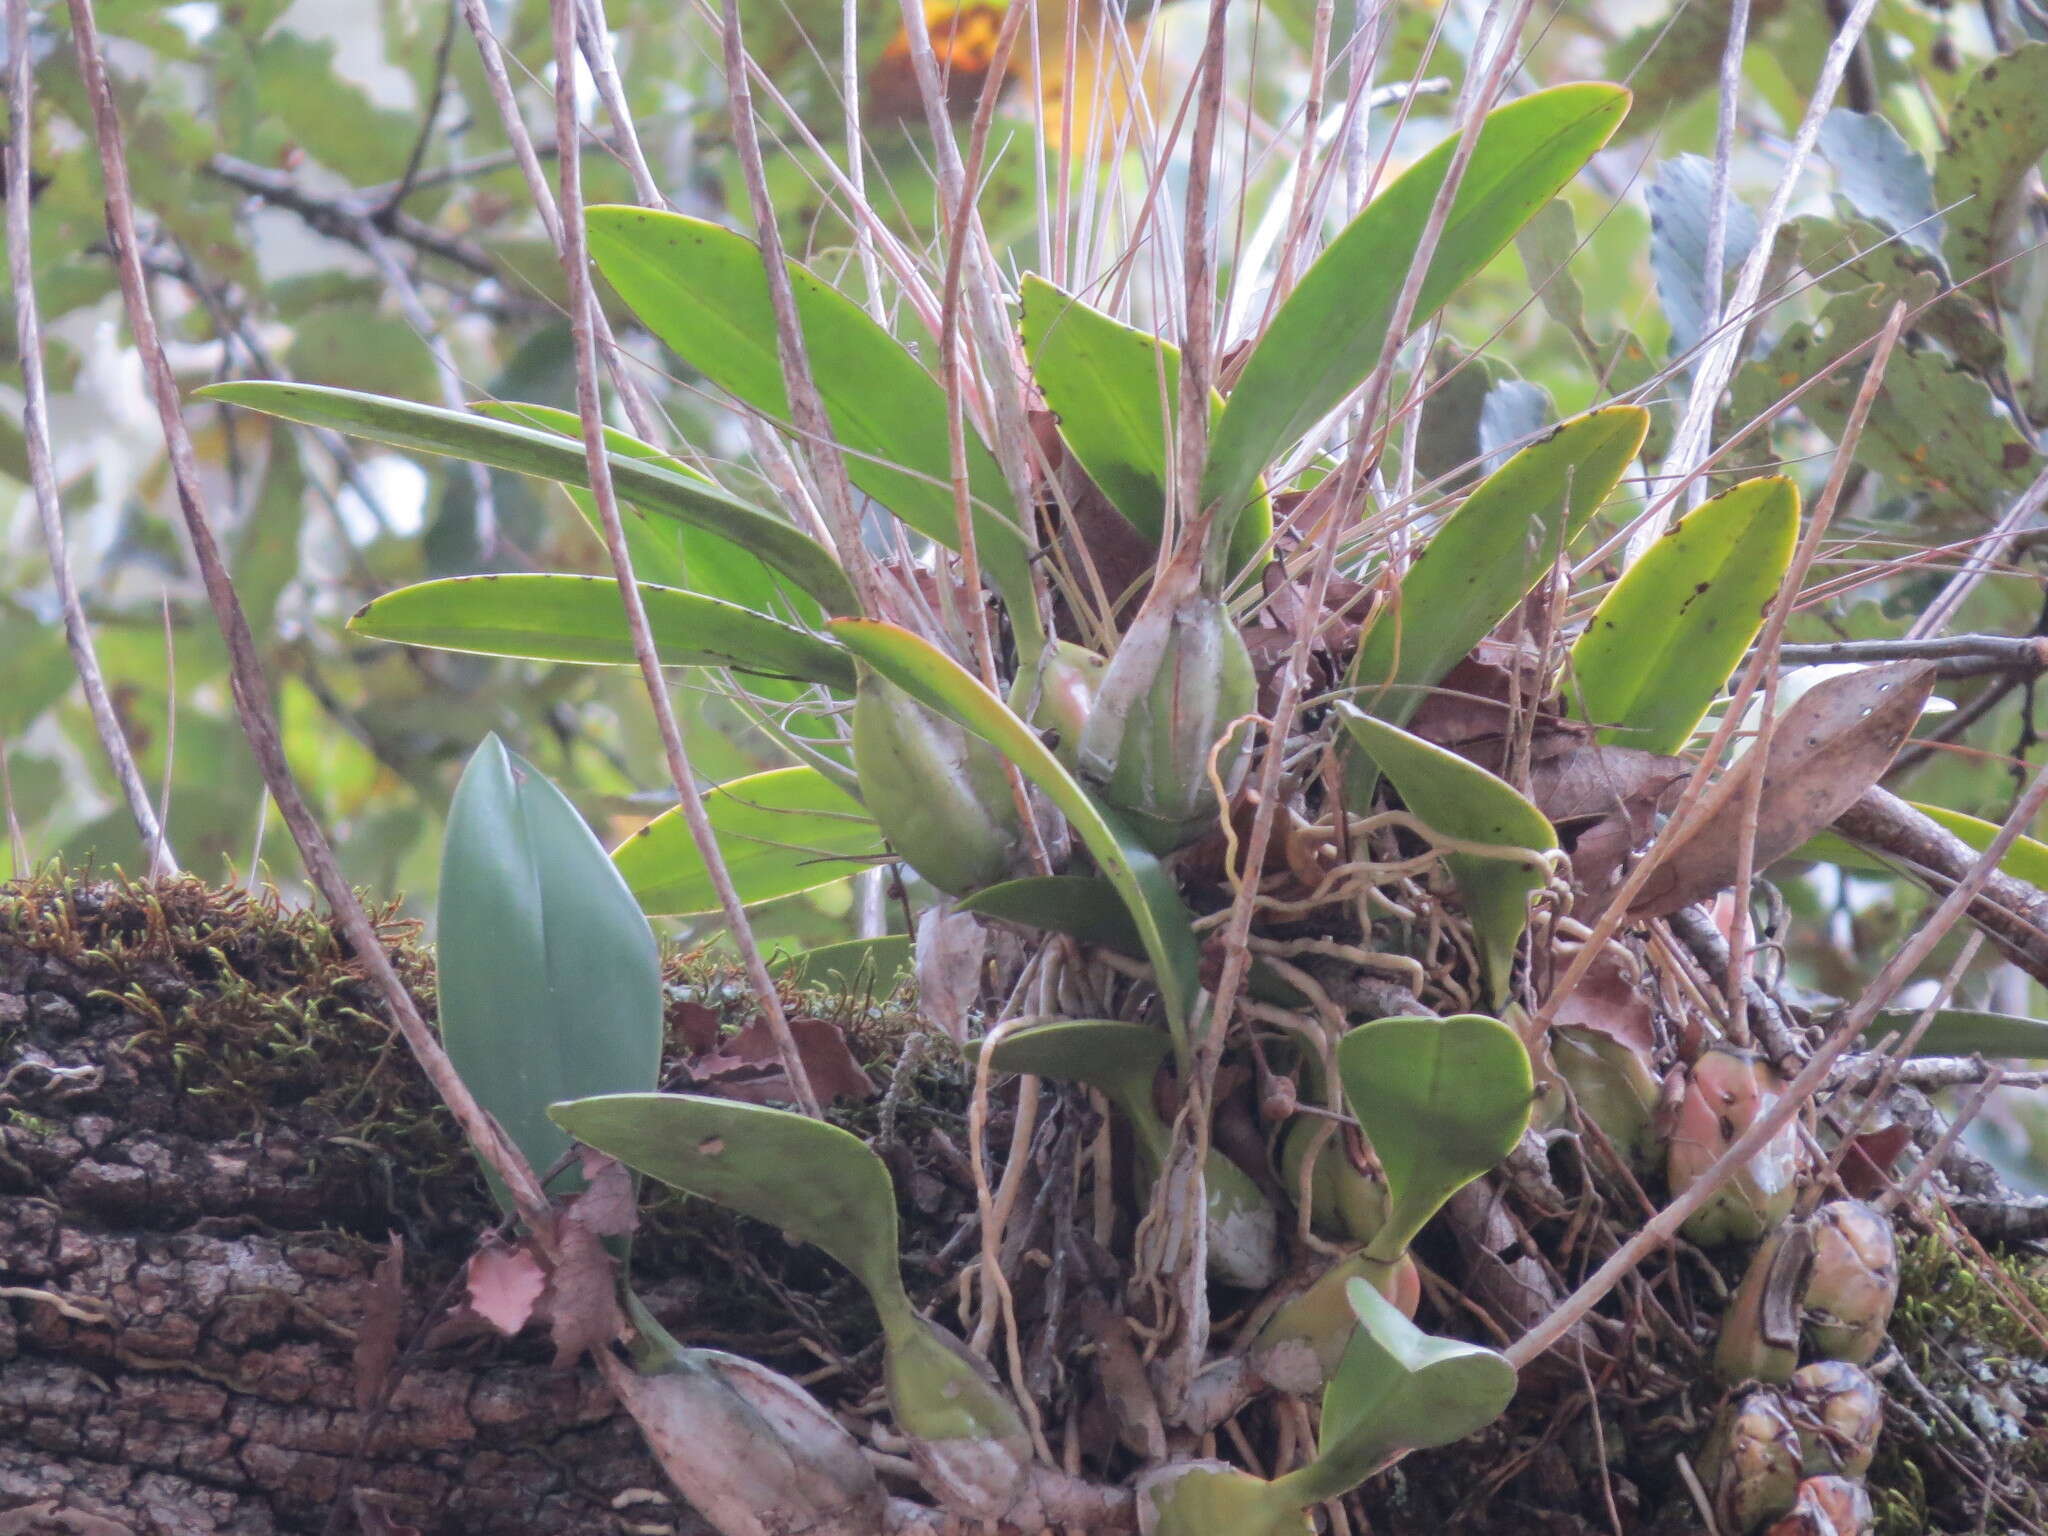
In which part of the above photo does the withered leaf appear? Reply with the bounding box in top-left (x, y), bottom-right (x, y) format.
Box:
top-left (914, 903), bottom-right (987, 1045)
top-left (694, 1016), bottom-right (877, 1104)
top-left (543, 1197), bottom-right (628, 1369)
top-left (1627, 662), bottom-right (1936, 920)
top-left (351, 1233), bottom-right (405, 1415)
top-left (571, 1150), bottom-right (639, 1238)
top-left (463, 1241), bottom-right (547, 1338)
top-left (1549, 951), bottom-right (1658, 1057)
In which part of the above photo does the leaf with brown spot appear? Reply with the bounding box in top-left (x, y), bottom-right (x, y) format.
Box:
top-left (463, 1241), bottom-right (547, 1338)
top-left (351, 1233), bottom-right (405, 1414)
top-left (1627, 662), bottom-right (1937, 920)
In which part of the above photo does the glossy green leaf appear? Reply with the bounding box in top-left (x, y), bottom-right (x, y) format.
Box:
top-left (613, 766), bottom-right (881, 916)
top-left (778, 935), bottom-right (911, 991)
top-left (551, 1093), bottom-right (917, 1322)
top-left (470, 400), bottom-right (815, 623)
top-left (439, 736), bottom-right (664, 1213)
top-left (1203, 84), bottom-right (1632, 524)
top-left (1019, 274), bottom-right (1272, 575)
top-left (347, 575), bottom-right (855, 689)
top-left (1572, 476), bottom-right (1799, 754)
top-left (197, 381), bottom-right (858, 615)
top-left (1933, 42), bottom-right (2048, 283)
top-left (1335, 1014), bottom-right (1534, 1262)
top-left (1348, 406), bottom-right (1649, 740)
top-left (1273, 1279), bottom-right (1517, 1506)
top-left (583, 208), bottom-right (1041, 651)
top-left (959, 875), bottom-right (1145, 953)
top-left (961, 875), bottom-right (1306, 1007)
top-left (828, 620), bottom-right (1203, 1045)
top-left (989, 1020), bottom-right (1281, 1290)
top-left (1337, 707), bottom-right (1556, 1006)
top-left (1859, 1008), bottom-right (2048, 1059)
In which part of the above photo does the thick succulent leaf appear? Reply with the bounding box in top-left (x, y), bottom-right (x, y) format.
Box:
top-left (959, 874), bottom-right (1145, 952)
top-left (1858, 1008), bottom-right (2048, 1059)
top-left (471, 399), bottom-right (816, 622)
top-left (1347, 406), bottom-right (1649, 737)
top-left (1018, 274), bottom-right (1272, 574)
top-left (1571, 476), bottom-right (1799, 754)
top-left (347, 575), bottom-right (855, 689)
top-left (960, 876), bottom-right (1307, 1007)
top-left (583, 208), bottom-right (1041, 650)
top-left (1273, 1279), bottom-right (1517, 1506)
top-left (988, 1019), bottom-right (1170, 1099)
top-left (1338, 707), bottom-right (1557, 1005)
top-left (829, 619), bottom-right (1204, 1044)
top-left (548, 1092), bottom-right (912, 1320)
top-left (1933, 42), bottom-right (2048, 283)
top-left (439, 736), bottom-right (664, 1213)
top-left (613, 766), bottom-right (881, 915)
top-left (779, 935), bottom-right (912, 991)
top-left (198, 381), bottom-right (859, 615)
top-left (1335, 1015), bottom-right (1534, 1262)
top-left (1143, 1465), bottom-right (1305, 1536)
top-left (1204, 83), bottom-right (1631, 523)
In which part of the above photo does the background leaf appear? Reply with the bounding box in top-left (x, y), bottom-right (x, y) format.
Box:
top-left (614, 766), bottom-right (881, 915)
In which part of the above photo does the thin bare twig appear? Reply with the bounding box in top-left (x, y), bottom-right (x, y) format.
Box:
top-left (553, 0), bottom-right (821, 1118)
top-left (1774, 633), bottom-right (2048, 675)
top-left (7, 0), bottom-right (175, 878)
top-left (66, 0), bottom-right (549, 1224)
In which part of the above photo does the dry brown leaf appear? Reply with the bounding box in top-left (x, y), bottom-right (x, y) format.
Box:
top-left (672, 998), bottom-right (723, 1055)
top-left (1549, 952), bottom-right (1658, 1057)
top-left (693, 1017), bottom-right (877, 1104)
top-left (571, 1150), bottom-right (640, 1238)
top-left (351, 1233), bottom-right (405, 1415)
top-left (1627, 662), bottom-right (1936, 921)
top-left (463, 1241), bottom-right (547, 1338)
top-left (543, 1196), bottom-right (628, 1369)
top-left (915, 903), bottom-right (988, 1044)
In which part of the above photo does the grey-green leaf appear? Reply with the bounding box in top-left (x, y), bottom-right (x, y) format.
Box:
top-left (439, 736), bottom-right (664, 1213)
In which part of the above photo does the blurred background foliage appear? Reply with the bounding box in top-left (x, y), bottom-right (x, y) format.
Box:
top-left (4, 0), bottom-right (2048, 1118)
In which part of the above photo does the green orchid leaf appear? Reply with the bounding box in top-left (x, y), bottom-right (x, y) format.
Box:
top-left (959, 874), bottom-right (1145, 952)
top-left (778, 935), bottom-right (912, 991)
top-left (1858, 1008), bottom-right (2048, 1060)
top-left (1335, 1014), bottom-right (1534, 1261)
top-left (549, 1091), bottom-right (910, 1316)
top-left (439, 736), bottom-right (664, 1213)
top-left (828, 619), bottom-right (1203, 1046)
top-left (347, 575), bottom-right (854, 690)
top-left (470, 399), bottom-right (817, 623)
top-left (1019, 274), bottom-right (1272, 576)
top-left (1571, 475), bottom-right (1799, 754)
top-left (583, 208), bottom-right (1042, 652)
top-left (1933, 42), bottom-right (2048, 285)
top-left (1347, 405), bottom-right (1650, 740)
top-left (198, 381), bottom-right (858, 615)
top-left (613, 766), bottom-right (881, 915)
top-left (551, 1091), bottom-right (1030, 1461)
top-left (988, 1018), bottom-right (1171, 1095)
top-left (1273, 1279), bottom-right (1517, 1506)
top-left (1337, 708), bottom-right (1556, 1005)
top-left (1203, 83), bottom-right (1631, 526)
top-left (1143, 1465), bottom-right (1305, 1536)
top-left (961, 876), bottom-right (1308, 1008)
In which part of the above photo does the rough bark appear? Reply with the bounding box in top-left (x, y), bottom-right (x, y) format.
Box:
top-left (0, 879), bottom-right (706, 1536)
